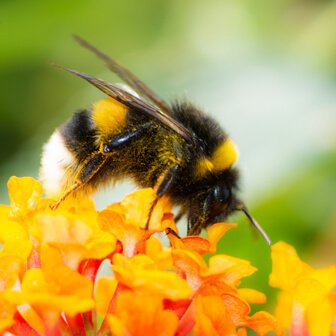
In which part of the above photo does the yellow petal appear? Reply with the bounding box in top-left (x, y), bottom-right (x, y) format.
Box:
top-left (269, 241), bottom-right (311, 290)
top-left (306, 266), bottom-right (336, 293)
top-left (8, 176), bottom-right (43, 217)
top-left (306, 297), bottom-right (334, 336)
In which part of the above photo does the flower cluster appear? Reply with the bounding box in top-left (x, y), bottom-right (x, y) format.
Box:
top-left (1, 176), bottom-right (335, 335)
top-left (0, 176), bottom-right (281, 335)
top-left (270, 241), bottom-right (336, 336)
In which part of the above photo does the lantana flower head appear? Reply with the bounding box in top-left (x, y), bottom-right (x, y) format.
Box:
top-left (0, 176), bottom-right (283, 335)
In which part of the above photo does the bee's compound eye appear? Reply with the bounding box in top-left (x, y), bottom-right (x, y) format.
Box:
top-left (212, 185), bottom-right (230, 203)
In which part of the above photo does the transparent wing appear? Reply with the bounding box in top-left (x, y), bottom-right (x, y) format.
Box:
top-left (55, 65), bottom-right (195, 145)
top-left (74, 35), bottom-right (173, 116)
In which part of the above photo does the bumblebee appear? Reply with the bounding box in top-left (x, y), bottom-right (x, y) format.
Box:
top-left (40, 36), bottom-right (270, 244)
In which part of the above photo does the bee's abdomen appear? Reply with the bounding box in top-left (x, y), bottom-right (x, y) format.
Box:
top-left (60, 109), bottom-right (97, 161)
top-left (39, 130), bottom-right (75, 197)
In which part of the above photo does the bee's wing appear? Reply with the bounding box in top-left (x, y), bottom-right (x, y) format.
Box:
top-left (73, 35), bottom-right (173, 116)
top-left (56, 66), bottom-right (195, 144)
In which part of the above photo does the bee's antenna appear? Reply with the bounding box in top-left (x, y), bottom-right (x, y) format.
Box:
top-left (238, 204), bottom-right (271, 247)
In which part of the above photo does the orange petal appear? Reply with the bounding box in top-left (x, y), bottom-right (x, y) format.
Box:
top-left (112, 253), bottom-right (192, 300)
top-left (222, 292), bottom-right (250, 326)
top-left (0, 295), bottom-right (16, 332)
top-left (246, 311), bottom-right (282, 336)
top-left (204, 254), bottom-right (257, 286)
top-left (237, 288), bottom-right (266, 304)
top-left (180, 236), bottom-right (211, 255)
top-left (121, 188), bottom-right (156, 221)
top-left (0, 256), bottom-right (24, 290)
top-left (15, 245), bottom-right (95, 316)
top-left (18, 305), bottom-right (45, 335)
top-left (107, 291), bottom-right (178, 336)
top-left (194, 295), bottom-right (236, 336)
top-left (98, 209), bottom-right (146, 257)
top-left (207, 223), bottom-right (237, 253)
top-left (169, 223), bottom-right (236, 255)
top-left (95, 277), bottom-right (118, 317)
top-left (33, 212), bottom-right (116, 269)
top-left (172, 249), bottom-right (208, 291)
top-left (145, 236), bottom-right (173, 269)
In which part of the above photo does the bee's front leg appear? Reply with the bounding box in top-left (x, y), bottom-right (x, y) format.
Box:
top-left (145, 163), bottom-right (180, 230)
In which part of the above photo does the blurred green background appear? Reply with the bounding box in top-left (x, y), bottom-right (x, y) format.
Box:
top-left (1, 0), bottom-right (335, 312)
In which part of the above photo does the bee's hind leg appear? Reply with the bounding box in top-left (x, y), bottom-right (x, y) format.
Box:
top-left (51, 152), bottom-right (107, 210)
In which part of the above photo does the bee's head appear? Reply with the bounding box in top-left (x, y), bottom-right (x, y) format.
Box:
top-left (205, 169), bottom-right (240, 223)
top-left (187, 168), bottom-right (239, 233)
top-left (188, 168), bottom-right (271, 245)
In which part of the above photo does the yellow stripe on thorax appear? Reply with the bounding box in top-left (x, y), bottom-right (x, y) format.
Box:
top-left (92, 98), bottom-right (128, 135)
top-left (196, 138), bottom-right (239, 176)
top-left (211, 138), bottom-right (239, 171)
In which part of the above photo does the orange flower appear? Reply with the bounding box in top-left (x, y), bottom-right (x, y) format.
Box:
top-left (95, 277), bottom-right (118, 317)
top-left (0, 295), bottom-right (16, 333)
top-left (171, 235), bottom-right (280, 334)
top-left (270, 241), bottom-right (336, 336)
top-left (98, 188), bottom-right (173, 257)
top-left (172, 248), bottom-right (257, 292)
top-left (168, 222), bottom-right (237, 255)
top-left (31, 210), bottom-right (116, 270)
top-left (112, 253), bottom-right (192, 300)
top-left (194, 295), bottom-right (236, 335)
top-left (193, 295), bottom-right (278, 336)
top-left (107, 290), bottom-right (179, 336)
top-left (6, 245), bottom-right (94, 316)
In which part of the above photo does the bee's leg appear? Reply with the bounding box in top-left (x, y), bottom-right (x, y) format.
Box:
top-left (187, 194), bottom-right (213, 235)
top-left (145, 163), bottom-right (180, 230)
top-left (50, 182), bottom-right (82, 210)
top-left (174, 208), bottom-right (186, 223)
top-left (51, 152), bottom-right (107, 210)
top-left (187, 221), bottom-right (203, 236)
top-left (165, 227), bottom-right (181, 239)
top-left (52, 123), bottom-right (154, 210)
